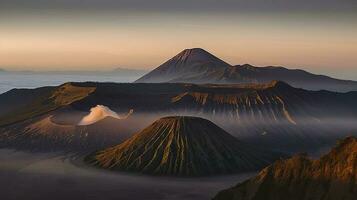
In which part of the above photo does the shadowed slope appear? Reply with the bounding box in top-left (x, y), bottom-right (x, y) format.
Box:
top-left (87, 116), bottom-right (285, 176)
top-left (213, 136), bottom-right (357, 200)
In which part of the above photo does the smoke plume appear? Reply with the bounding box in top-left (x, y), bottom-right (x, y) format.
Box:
top-left (78, 105), bottom-right (133, 125)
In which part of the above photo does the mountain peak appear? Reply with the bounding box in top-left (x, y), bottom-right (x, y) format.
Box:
top-left (135, 48), bottom-right (231, 83)
top-left (171, 48), bottom-right (228, 66)
top-left (178, 48), bottom-right (212, 57)
top-left (182, 47), bottom-right (207, 53)
top-left (322, 136), bottom-right (357, 161)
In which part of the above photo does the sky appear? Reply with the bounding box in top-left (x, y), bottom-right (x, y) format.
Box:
top-left (0, 0), bottom-right (357, 80)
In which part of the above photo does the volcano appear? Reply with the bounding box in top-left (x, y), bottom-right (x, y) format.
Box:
top-left (86, 116), bottom-right (285, 176)
top-left (135, 48), bottom-right (231, 83)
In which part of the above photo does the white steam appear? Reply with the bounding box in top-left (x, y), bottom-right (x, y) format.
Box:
top-left (78, 105), bottom-right (133, 126)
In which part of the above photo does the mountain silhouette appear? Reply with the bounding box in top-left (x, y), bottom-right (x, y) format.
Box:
top-left (136, 48), bottom-right (357, 92)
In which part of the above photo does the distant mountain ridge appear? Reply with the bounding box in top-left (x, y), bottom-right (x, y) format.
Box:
top-left (0, 68), bottom-right (148, 76)
top-left (213, 136), bottom-right (357, 200)
top-left (86, 116), bottom-right (285, 176)
top-left (111, 67), bottom-right (148, 75)
top-left (136, 48), bottom-right (357, 92)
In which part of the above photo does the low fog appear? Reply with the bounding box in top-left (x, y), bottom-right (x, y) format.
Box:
top-left (48, 106), bottom-right (357, 154)
top-left (1, 111), bottom-right (355, 199)
top-left (1, 107), bottom-right (357, 200)
top-left (0, 149), bottom-right (255, 200)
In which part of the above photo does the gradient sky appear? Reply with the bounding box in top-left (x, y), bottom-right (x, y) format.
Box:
top-left (0, 0), bottom-right (357, 79)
